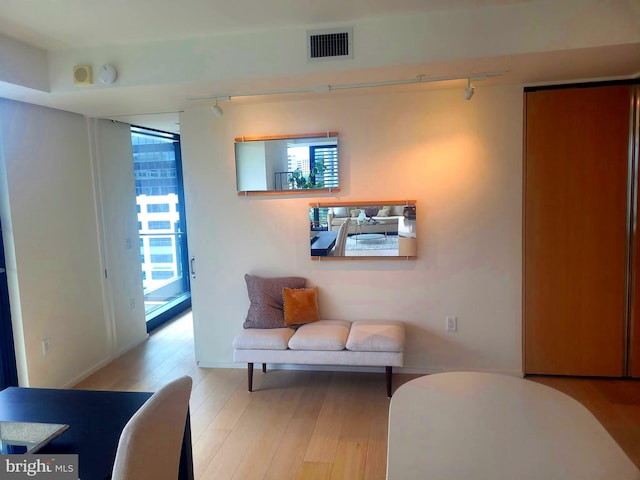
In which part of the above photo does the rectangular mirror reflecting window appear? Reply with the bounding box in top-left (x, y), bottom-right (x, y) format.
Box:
top-left (309, 201), bottom-right (417, 259)
top-left (235, 133), bottom-right (339, 194)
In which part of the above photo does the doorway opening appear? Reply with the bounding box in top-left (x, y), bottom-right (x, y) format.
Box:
top-left (131, 126), bottom-right (190, 332)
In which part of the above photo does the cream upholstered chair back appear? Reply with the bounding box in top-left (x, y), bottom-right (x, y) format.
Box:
top-left (333, 217), bottom-right (351, 256)
top-left (111, 376), bottom-right (193, 480)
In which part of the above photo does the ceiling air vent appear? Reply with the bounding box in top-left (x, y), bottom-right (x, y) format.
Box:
top-left (307, 27), bottom-right (353, 61)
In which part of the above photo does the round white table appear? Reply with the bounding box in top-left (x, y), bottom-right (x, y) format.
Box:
top-left (387, 372), bottom-right (639, 479)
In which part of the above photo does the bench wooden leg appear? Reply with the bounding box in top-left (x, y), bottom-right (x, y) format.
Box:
top-left (386, 366), bottom-right (393, 398)
top-left (262, 363), bottom-right (267, 373)
top-left (248, 363), bottom-right (254, 392)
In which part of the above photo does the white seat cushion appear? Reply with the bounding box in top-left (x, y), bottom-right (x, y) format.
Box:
top-left (232, 328), bottom-right (294, 350)
top-left (288, 320), bottom-right (351, 351)
top-left (346, 321), bottom-right (405, 352)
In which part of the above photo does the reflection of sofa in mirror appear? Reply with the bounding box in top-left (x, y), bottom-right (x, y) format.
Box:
top-left (309, 201), bottom-right (417, 259)
top-left (327, 205), bottom-right (406, 235)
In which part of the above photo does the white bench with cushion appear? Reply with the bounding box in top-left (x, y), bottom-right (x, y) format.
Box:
top-left (233, 319), bottom-right (405, 397)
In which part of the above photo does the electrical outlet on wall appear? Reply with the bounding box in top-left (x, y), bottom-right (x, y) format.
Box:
top-left (446, 316), bottom-right (457, 332)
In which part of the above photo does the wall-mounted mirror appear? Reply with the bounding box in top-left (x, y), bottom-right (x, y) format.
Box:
top-left (309, 201), bottom-right (417, 259)
top-left (235, 132), bottom-right (339, 194)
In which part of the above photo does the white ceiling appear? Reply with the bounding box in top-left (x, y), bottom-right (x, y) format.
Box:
top-left (0, 0), bottom-right (639, 133)
top-left (0, 0), bottom-right (535, 49)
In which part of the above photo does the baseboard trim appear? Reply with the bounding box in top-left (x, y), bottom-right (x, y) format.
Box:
top-left (60, 334), bottom-right (151, 389)
top-left (62, 356), bottom-right (114, 388)
top-left (116, 333), bottom-right (149, 357)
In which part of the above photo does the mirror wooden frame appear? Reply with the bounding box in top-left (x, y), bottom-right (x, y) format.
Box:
top-left (309, 200), bottom-right (417, 260)
top-left (235, 132), bottom-right (341, 196)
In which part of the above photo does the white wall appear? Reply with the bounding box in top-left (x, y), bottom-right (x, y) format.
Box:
top-left (181, 84), bottom-right (523, 375)
top-left (264, 140), bottom-right (288, 191)
top-left (0, 34), bottom-right (48, 92)
top-left (235, 141), bottom-right (266, 191)
top-left (0, 99), bottom-right (110, 387)
top-left (90, 119), bottom-right (147, 355)
top-left (0, 100), bottom-right (148, 387)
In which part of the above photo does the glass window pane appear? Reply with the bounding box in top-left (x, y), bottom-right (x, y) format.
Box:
top-left (132, 127), bottom-right (190, 324)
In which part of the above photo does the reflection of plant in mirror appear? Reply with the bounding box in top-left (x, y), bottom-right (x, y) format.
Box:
top-left (289, 170), bottom-right (308, 189)
top-left (288, 161), bottom-right (326, 189)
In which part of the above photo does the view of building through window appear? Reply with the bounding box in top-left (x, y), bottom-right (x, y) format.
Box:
top-left (287, 144), bottom-right (338, 189)
top-left (287, 146), bottom-right (310, 176)
top-left (132, 127), bottom-right (190, 327)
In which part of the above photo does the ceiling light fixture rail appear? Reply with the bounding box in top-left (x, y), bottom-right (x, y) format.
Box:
top-left (188, 70), bottom-right (506, 105)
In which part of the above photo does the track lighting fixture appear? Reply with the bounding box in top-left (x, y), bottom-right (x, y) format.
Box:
top-left (464, 78), bottom-right (475, 100)
top-left (211, 99), bottom-right (223, 117)
top-left (189, 71), bottom-right (504, 105)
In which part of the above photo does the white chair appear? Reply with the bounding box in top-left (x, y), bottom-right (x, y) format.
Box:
top-left (333, 217), bottom-right (351, 256)
top-left (111, 376), bottom-right (193, 480)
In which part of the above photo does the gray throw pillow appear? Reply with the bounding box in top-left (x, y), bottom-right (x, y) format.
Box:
top-left (243, 274), bottom-right (307, 328)
top-left (365, 207), bottom-right (379, 217)
top-left (332, 207), bottom-right (348, 217)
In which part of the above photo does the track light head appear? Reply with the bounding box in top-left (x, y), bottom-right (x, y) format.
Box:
top-left (464, 78), bottom-right (475, 100)
top-left (211, 105), bottom-right (223, 117)
top-left (211, 99), bottom-right (224, 117)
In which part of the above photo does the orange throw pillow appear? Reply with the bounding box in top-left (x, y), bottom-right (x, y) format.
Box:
top-left (283, 287), bottom-right (320, 326)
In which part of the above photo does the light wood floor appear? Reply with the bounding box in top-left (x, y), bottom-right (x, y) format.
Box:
top-left (75, 311), bottom-right (640, 479)
top-left (528, 375), bottom-right (640, 469)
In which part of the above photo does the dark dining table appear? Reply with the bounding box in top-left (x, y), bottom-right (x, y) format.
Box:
top-left (0, 386), bottom-right (194, 480)
top-left (310, 230), bottom-right (338, 256)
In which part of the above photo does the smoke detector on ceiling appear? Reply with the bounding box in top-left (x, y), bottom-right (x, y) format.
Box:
top-left (99, 65), bottom-right (118, 85)
top-left (307, 27), bottom-right (353, 61)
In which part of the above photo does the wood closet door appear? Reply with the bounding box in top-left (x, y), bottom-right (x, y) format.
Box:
top-left (524, 85), bottom-right (631, 376)
top-left (630, 86), bottom-right (640, 378)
